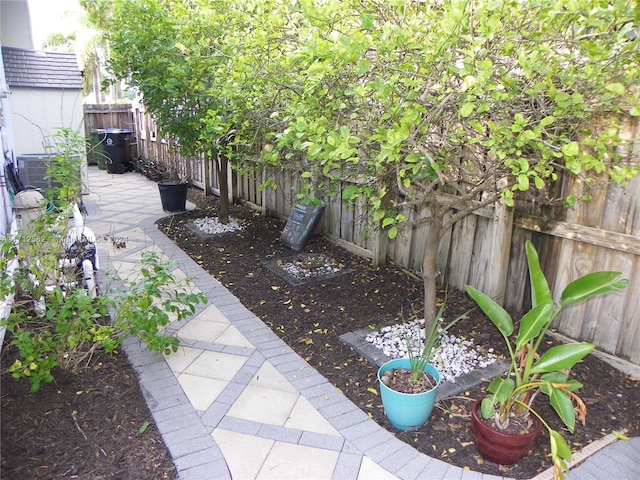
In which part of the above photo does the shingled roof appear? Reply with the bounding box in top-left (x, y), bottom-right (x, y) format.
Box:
top-left (1, 46), bottom-right (83, 90)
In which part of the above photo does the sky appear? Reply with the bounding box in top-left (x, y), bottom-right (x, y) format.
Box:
top-left (27, 0), bottom-right (84, 50)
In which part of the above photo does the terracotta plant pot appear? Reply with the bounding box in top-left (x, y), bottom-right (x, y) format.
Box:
top-left (471, 397), bottom-right (542, 465)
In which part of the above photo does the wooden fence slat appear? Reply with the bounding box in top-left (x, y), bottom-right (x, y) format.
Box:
top-left (446, 214), bottom-right (477, 290)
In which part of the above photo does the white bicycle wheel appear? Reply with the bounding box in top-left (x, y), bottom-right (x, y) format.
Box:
top-left (82, 259), bottom-right (97, 298)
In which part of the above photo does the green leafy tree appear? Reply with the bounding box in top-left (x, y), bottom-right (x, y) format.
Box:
top-left (86, 0), bottom-right (639, 337)
top-left (92, 0), bottom-right (295, 223)
top-left (272, 0), bottom-right (640, 334)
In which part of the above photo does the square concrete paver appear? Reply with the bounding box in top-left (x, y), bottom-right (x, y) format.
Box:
top-left (357, 457), bottom-right (399, 480)
top-left (227, 384), bottom-right (299, 426)
top-left (248, 362), bottom-right (298, 393)
top-left (213, 429), bottom-right (275, 480)
top-left (256, 441), bottom-right (340, 479)
top-left (193, 304), bottom-right (231, 323)
top-left (182, 350), bottom-right (247, 381)
top-left (177, 319), bottom-right (230, 343)
top-left (164, 346), bottom-right (203, 374)
top-left (284, 396), bottom-right (341, 437)
top-left (177, 373), bottom-right (229, 411)
top-left (216, 326), bottom-right (254, 349)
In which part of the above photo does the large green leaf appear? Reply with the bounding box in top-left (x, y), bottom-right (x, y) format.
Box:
top-left (465, 285), bottom-right (514, 337)
top-left (561, 271), bottom-right (628, 306)
top-left (531, 343), bottom-right (595, 373)
top-left (546, 387), bottom-right (576, 432)
top-left (481, 397), bottom-right (496, 418)
top-left (525, 241), bottom-right (552, 307)
top-left (549, 429), bottom-right (572, 461)
top-left (514, 302), bottom-right (553, 351)
top-left (539, 371), bottom-right (569, 384)
top-left (486, 377), bottom-right (515, 403)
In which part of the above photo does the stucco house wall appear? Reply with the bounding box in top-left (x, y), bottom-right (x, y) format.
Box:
top-left (2, 47), bottom-right (85, 153)
top-left (1, 46), bottom-right (87, 190)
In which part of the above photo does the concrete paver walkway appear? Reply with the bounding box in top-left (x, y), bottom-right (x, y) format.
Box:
top-left (85, 166), bottom-right (639, 480)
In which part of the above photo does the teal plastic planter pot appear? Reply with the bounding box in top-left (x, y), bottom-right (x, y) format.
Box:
top-left (377, 358), bottom-right (441, 431)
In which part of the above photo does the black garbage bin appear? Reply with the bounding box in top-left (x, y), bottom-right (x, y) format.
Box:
top-left (104, 128), bottom-right (134, 174)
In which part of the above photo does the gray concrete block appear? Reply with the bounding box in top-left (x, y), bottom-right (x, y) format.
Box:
top-left (257, 423), bottom-right (303, 444)
top-left (299, 431), bottom-right (344, 452)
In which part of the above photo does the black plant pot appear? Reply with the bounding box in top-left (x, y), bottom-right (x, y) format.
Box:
top-left (158, 182), bottom-right (188, 212)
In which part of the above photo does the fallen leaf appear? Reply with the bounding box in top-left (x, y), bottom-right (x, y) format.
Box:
top-left (271, 285), bottom-right (280, 290)
top-left (367, 387), bottom-right (378, 396)
top-left (613, 431), bottom-right (629, 440)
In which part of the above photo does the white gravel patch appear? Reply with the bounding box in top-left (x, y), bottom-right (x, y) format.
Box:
top-left (278, 254), bottom-right (342, 279)
top-left (365, 318), bottom-right (496, 383)
top-left (193, 216), bottom-right (244, 235)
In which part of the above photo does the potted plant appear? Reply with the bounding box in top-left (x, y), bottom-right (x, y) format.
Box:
top-left (377, 301), bottom-right (468, 431)
top-left (465, 240), bottom-right (627, 479)
top-left (153, 148), bottom-right (190, 212)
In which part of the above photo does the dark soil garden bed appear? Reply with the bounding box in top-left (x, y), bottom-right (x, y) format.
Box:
top-left (2, 186), bottom-right (639, 479)
top-left (1, 345), bottom-right (177, 479)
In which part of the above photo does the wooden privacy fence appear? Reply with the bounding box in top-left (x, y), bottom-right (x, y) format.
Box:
top-left (231, 154), bottom-right (640, 366)
top-left (85, 105), bottom-right (640, 365)
top-left (83, 104), bottom-right (137, 164)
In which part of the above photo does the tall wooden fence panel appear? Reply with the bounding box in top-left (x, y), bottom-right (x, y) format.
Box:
top-left (130, 105), bottom-right (199, 184)
top-left (85, 105), bottom-right (640, 365)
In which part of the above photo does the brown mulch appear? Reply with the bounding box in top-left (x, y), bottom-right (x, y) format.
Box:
top-left (1, 346), bottom-right (176, 479)
top-left (2, 185), bottom-right (639, 479)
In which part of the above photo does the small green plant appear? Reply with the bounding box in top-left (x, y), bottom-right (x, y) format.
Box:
top-left (0, 128), bottom-right (207, 393)
top-left (109, 251), bottom-right (208, 354)
top-left (43, 127), bottom-right (86, 206)
top-left (2, 244), bottom-right (207, 393)
top-left (405, 299), bottom-right (469, 385)
top-left (465, 240), bottom-right (628, 479)
top-left (4, 288), bottom-right (112, 393)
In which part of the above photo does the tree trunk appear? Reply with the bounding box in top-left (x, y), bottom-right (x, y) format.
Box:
top-left (216, 153), bottom-right (230, 224)
top-left (421, 221), bottom-right (442, 338)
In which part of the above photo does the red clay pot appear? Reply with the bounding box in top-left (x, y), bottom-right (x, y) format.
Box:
top-left (471, 397), bottom-right (542, 465)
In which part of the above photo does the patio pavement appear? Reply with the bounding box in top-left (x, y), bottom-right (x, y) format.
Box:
top-left (84, 166), bottom-right (640, 480)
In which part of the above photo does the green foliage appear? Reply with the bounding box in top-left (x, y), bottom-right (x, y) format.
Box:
top-left (1, 131), bottom-right (207, 393)
top-left (465, 240), bottom-right (628, 479)
top-left (276, 0), bottom-right (638, 326)
top-left (4, 288), bottom-right (111, 393)
top-left (99, 0), bottom-right (296, 220)
top-left (43, 127), bottom-right (86, 207)
top-left (109, 251), bottom-right (208, 355)
top-left (1, 240), bottom-right (207, 393)
top-left (89, 0), bottom-right (640, 373)
top-left (405, 298), bottom-right (470, 384)
top-left (274, 0), bottom-right (639, 217)
top-left (94, 0), bottom-right (640, 239)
